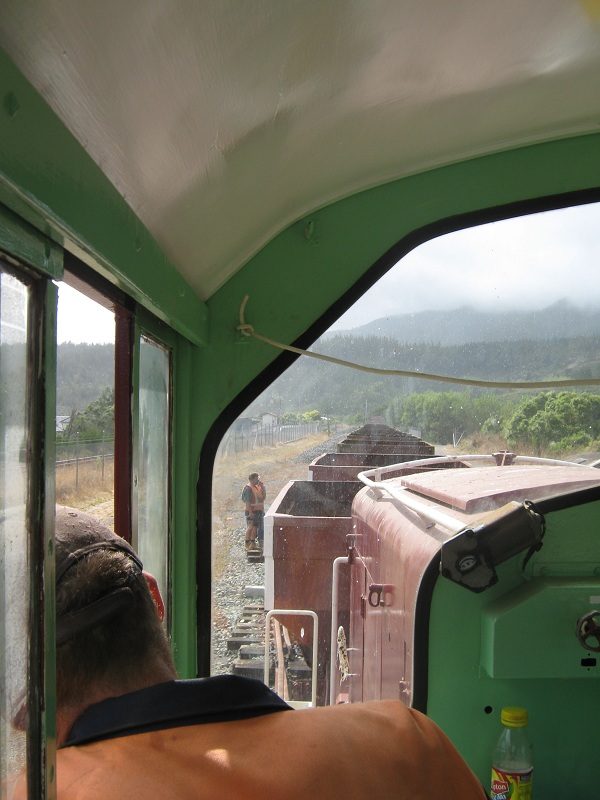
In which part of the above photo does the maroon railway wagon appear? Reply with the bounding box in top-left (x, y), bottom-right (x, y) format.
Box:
top-left (308, 451), bottom-right (436, 481)
top-left (264, 480), bottom-right (359, 704)
top-left (341, 430), bottom-right (423, 443)
top-left (264, 425), bottom-right (448, 703)
top-left (336, 423), bottom-right (427, 445)
top-left (333, 426), bottom-right (435, 455)
top-left (336, 439), bottom-right (435, 454)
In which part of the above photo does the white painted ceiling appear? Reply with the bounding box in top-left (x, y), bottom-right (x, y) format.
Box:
top-left (1, 1), bottom-right (600, 299)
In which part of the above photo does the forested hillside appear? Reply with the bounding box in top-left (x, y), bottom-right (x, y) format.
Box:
top-left (248, 333), bottom-right (600, 420)
top-left (334, 301), bottom-right (600, 345)
top-left (57, 343), bottom-right (114, 415)
top-left (56, 305), bottom-right (600, 434)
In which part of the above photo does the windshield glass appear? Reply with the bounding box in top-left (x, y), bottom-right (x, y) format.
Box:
top-left (211, 200), bottom-right (600, 705)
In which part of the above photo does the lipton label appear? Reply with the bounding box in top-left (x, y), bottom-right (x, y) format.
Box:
top-left (490, 766), bottom-right (533, 800)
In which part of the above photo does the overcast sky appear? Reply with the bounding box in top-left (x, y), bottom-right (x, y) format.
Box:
top-left (57, 283), bottom-right (115, 344)
top-left (58, 201), bottom-right (600, 342)
top-left (331, 201), bottom-right (600, 329)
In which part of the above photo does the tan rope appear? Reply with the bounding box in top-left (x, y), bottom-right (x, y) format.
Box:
top-left (237, 295), bottom-right (600, 390)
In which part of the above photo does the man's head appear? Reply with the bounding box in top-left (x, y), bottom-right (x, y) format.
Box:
top-left (248, 472), bottom-right (260, 484)
top-left (55, 507), bottom-right (176, 719)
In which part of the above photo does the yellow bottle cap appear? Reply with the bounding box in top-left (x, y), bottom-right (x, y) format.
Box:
top-left (501, 707), bottom-right (528, 728)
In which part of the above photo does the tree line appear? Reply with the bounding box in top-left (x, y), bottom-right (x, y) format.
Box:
top-left (390, 390), bottom-right (600, 454)
top-left (249, 332), bottom-right (600, 422)
top-left (64, 385), bottom-right (600, 457)
top-left (56, 336), bottom-right (600, 457)
top-left (58, 387), bottom-right (114, 442)
top-left (57, 342), bottom-right (114, 415)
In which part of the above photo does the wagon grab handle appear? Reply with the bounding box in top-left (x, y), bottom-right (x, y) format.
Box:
top-left (264, 609), bottom-right (319, 708)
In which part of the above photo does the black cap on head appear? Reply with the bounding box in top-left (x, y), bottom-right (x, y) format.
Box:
top-left (55, 506), bottom-right (144, 645)
top-left (55, 506), bottom-right (142, 584)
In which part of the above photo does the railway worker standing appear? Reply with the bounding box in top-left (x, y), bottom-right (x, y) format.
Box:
top-left (49, 506), bottom-right (485, 800)
top-left (242, 471), bottom-right (266, 552)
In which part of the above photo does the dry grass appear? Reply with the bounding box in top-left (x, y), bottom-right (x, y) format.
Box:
top-left (441, 433), bottom-right (513, 456)
top-left (443, 432), bottom-right (590, 461)
top-left (71, 431), bottom-right (334, 564)
top-left (55, 460), bottom-right (114, 510)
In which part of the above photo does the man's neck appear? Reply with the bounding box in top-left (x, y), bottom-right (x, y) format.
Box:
top-left (57, 665), bottom-right (177, 747)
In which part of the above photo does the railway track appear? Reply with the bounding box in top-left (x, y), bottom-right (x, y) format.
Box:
top-left (227, 587), bottom-right (312, 703)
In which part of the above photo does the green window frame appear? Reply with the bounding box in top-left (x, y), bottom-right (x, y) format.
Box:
top-left (0, 202), bottom-right (61, 800)
top-left (132, 308), bottom-right (196, 676)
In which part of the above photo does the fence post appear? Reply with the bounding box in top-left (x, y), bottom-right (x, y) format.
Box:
top-left (75, 432), bottom-right (80, 490)
top-left (101, 429), bottom-right (106, 485)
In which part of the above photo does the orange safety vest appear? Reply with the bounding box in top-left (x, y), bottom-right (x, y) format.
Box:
top-left (56, 700), bottom-right (484, 800)
top-left (245, 482), bottom-right (265, 512)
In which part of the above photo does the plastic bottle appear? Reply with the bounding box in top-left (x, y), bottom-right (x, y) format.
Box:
top-left (490, 706), bottom-right (533, 800)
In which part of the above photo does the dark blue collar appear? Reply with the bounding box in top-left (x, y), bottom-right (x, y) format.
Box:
top-left (65, 675), bottom-right (291, 746)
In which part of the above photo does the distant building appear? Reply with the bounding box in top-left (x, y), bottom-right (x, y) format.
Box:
top-left (56, 415), bottom-right (71, 433)
top-left (261, 412), bottom-right (278, 426)
top-left (230, 416), bottom-right (256, 433)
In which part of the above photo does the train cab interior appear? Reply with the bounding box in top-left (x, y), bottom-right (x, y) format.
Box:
top-left (1, 2), bottom-right (600, 797)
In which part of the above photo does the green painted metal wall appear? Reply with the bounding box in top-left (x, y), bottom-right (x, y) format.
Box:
top-left (2, 46), bottom-right (600, 683)
top-left (199, 133), bottom-right (600, 439)
top-left (427, 499), bottom-right (600, 798)
top-left (0, 48), bottom-right (206, 677)
top-left (0, 47), bottom-right (207, 347)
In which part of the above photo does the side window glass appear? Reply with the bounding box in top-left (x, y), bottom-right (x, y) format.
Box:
top-left (135, 334), bottom-right (171, 616)
top-left (56, 283), bottom-right (115, 522)
top-left (0, 265), bottom-right (31, 794)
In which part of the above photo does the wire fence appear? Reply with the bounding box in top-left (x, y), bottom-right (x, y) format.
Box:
top-left (218, 421), bottom-right (322, 457)
top-left (55, 420), bottom-right (325, 485)
top-left (56, 438), bottom-right (114, 490)
top-left (56, 437), bottom-right (113, 463)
